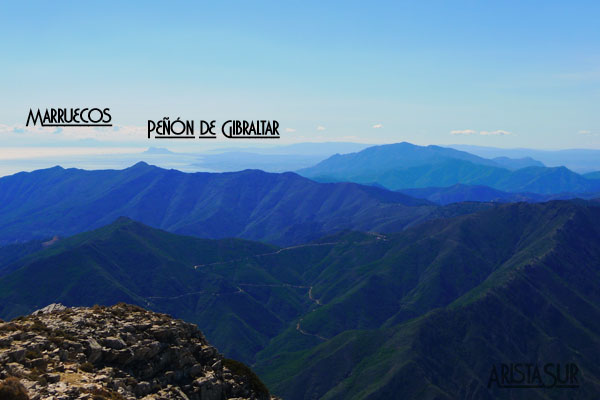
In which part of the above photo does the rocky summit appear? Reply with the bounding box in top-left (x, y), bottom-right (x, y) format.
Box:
top-left (0, 303), bottom-right (276, 400)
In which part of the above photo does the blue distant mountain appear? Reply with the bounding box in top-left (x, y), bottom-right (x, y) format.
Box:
top-left (298, 142), bottom-right (600, 194)
top-left (491, 156), bottom-right (544, 170)
top-left (451, 144), bottom-right (600, 173)
top-left (585, 171), bottom-right (600, 180)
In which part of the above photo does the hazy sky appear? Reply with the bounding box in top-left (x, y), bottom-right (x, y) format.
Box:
top-left (1, 0), bottom-right (599, 151)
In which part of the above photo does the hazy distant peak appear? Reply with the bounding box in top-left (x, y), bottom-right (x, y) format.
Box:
top-left (143, 147), bottom-right (174, 154)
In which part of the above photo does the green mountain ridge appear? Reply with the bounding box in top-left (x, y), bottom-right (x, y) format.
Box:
top-left (1, 201), bottom-right (600, 398)
top-left (0, 218), bottom-right (285, 362)
top-left (255, 201), bottom-right (600, 399)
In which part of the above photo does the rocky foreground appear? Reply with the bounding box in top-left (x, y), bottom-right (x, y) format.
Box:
top-left (0, 303), bottom-right (277, 399)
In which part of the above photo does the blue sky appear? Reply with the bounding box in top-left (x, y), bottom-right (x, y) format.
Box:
top-left (1, 0), bottom-right (599, 150)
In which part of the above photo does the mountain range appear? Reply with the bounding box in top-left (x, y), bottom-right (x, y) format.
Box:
top-left (298, 142), bottom-right (600, 194)
top-left (1, 201), bottom-right (600, 398)
top-left (2, 143), bottom-right (600, 399)
top-left (0, 162), bottom-right (492, 246)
